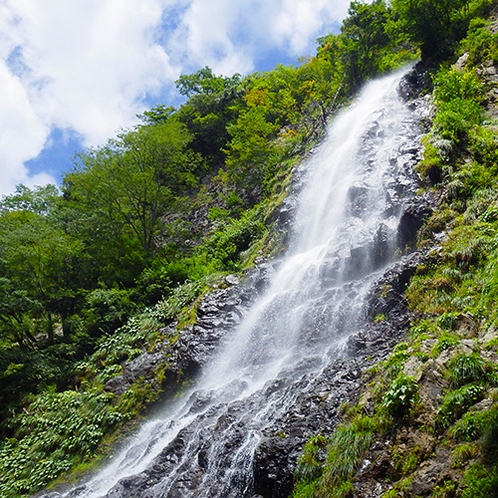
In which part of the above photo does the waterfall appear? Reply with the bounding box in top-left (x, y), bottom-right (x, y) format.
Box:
top-left (53, 67), bottom-right (424, 498)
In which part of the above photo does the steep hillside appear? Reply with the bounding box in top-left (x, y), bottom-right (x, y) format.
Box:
top-left (292, 6), bottom-right (498, 498)
top-left (0, 1), bottom-right (496, 497)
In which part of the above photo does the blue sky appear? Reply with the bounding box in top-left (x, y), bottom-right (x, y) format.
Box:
top-left (0, 0), bottom-right (350, 197)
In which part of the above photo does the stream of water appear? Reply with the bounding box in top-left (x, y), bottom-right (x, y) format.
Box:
top-left (52, 67), bottom-right (424, 498)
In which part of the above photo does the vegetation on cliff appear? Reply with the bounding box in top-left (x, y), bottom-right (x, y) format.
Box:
top-left (292, 1), bottom-right (498, 497)
top-left (0, 0), bottom-right (497, 496)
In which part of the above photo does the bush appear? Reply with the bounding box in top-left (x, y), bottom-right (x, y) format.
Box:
top-left (432, 332), bottom-right (461, 356)
top-left (382, 343), bottom-right (411, 376)
top-left (292, 480), bottom-right (321, 498)
top-left (382, 374), bottom-right (418, 417)
top-left (437, 383), bottom-right (485, 429)
top-left (432, 67), bottom-right (484, 144)
top-left (434, 67), bottom-right (484, 105)
top-left (84, 288), bottom-right (136, 335)
top-left (205, 208), bottom-right (266, 269)
top-left (434, 99), bottom-right (484, 143)
top-left (460, 17), bottom-right (498, 66)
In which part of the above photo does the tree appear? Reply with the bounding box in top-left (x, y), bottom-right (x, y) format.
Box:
top-left (0, 210), bottom-right (84, 342)
top-left (340, 0), bottom-right (393, 89)
top-left (296, 46), bottom-right (345, 125)
top-left (175, 66), bottom-right (241, 97)
top-left (64, 118), bottom-right (200, 283)
top-left (391, 0), bottom-right (472, 59)
top-left (0, 184), bottom-right (60, 216)
top-left (225, 104), bottom-right (280, 197)
top-left (0, 277), bottom-right (41, 346)
top-left (175, 67), bottom-right (243, 165)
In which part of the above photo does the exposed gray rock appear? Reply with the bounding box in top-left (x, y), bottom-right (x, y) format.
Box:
top-left (408, 447), bottom-right (453, 496)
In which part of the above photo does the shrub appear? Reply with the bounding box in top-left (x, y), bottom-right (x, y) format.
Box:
top-left (437, 383), bottom-right (485, 429)
top-left (416, 137), bottom-right (445, 183)
top-left (382, 374), bottom-right (418, 417)
top-left (433, 67), bottom-right (484, 105)
top-left (432, 67), bottom-right (485, 144)
top-left (292, 480), bottom-right (321, 498)
top-left (432, 479), bottom-right (457, 497)
top-left (393, 445), bottom-right (424, 475)
top-left (84, 288), bottom-right (136, 335)
top-left (434, 98), bottom-right (484, 143)
top-left (438, 312), bottom-right (458, 330)
top-left (205, 208), bottom-right (266, 269)
top-left (158, 279), bottom-right (204, 321)
top-left (460, 17), bottom-right (498, 66)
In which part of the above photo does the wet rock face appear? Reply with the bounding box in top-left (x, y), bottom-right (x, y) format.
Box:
top-left (103, 267), bottom-right (275, 399)
top-left (397, 195), bottom-right (433, 250)
top-left (90, 251), bottom-right (422, 498)
top-left (398, 63), bottom-right (432, 102)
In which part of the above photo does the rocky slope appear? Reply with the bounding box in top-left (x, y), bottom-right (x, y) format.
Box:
top-left (74, 67), bottom-right (433, 498)
top-left (324, 27), bottom-right (498, 498)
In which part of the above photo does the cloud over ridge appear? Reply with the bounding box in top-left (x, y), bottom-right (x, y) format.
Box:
top-left (0, 0), bottom-right (349, 196)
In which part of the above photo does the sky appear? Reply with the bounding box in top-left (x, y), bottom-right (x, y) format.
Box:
top-left (0, 0), bottom-right (352, 197)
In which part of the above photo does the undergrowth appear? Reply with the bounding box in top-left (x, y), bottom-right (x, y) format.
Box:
top-left (293, 10), bottom-right (498, 497)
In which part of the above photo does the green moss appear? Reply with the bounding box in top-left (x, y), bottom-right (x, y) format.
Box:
top-left (393, 445), bottom-right (424, 475)
top-left (381, 477), bottom-right (413, 497)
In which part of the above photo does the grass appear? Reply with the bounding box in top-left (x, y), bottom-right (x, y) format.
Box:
top-left (447, 353), bottom-right (487, 389)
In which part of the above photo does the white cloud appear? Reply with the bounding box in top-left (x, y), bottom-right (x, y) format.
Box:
top-left (0, 59), bottom-right (54, 195)
top-left (7, 0), bottom-right (179, 144)
top-left (0, 0), bottom-right (350, 197)
top-left (273, 0), bottom-right (350, 54)
top-left (169, 0), bottom-right (351, 75)
top-left (0, 0), bottom-right (179, 196)
top-left (176, 0), bottom-right (254, 75)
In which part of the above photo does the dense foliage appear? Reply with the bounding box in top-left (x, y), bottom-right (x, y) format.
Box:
top-left (0, 0), bottom-right (495, 496)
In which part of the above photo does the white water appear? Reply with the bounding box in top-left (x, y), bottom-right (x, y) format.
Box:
top-left (56, 68), bottom-right (423, 498)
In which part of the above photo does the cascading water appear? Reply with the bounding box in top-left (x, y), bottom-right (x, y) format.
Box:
top-left (51, 67), bottom-right (425, 498)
